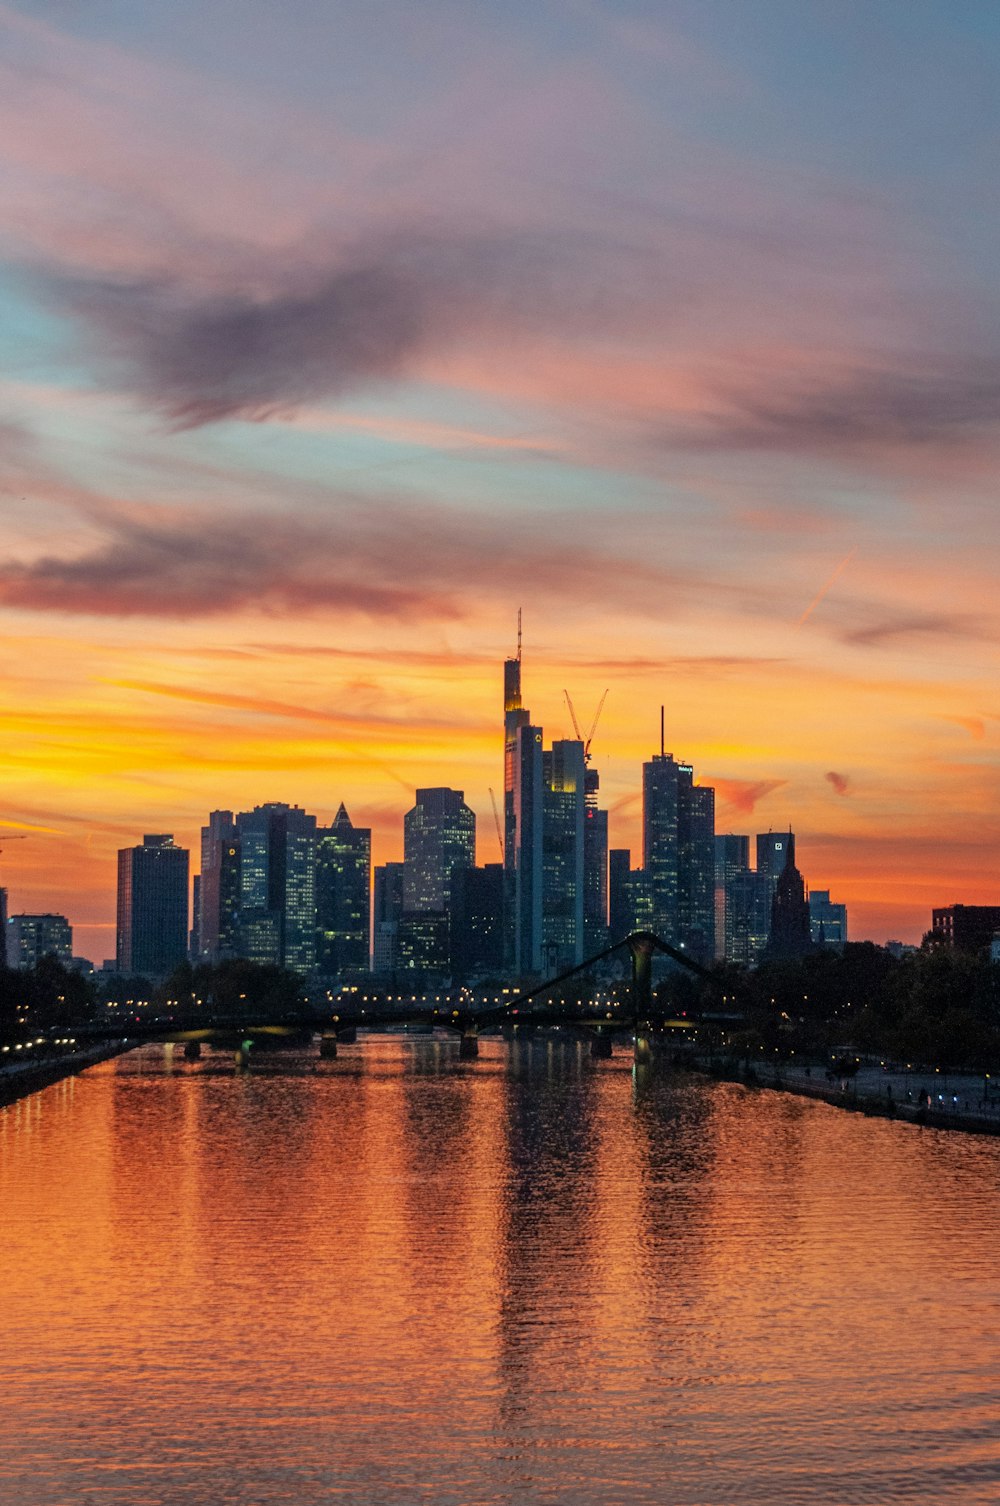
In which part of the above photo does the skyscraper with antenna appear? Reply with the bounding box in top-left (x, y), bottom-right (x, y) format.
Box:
top-left (642, 707), bottom-right (715, 964)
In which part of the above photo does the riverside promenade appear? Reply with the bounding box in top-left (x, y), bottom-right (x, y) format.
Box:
top-left (0, 1039), bottom-right (127, 1107)
top-left (703, 1054), bottom-right (1000, 1136)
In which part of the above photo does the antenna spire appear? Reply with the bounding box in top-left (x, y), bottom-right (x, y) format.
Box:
top-left (517, 607), bottom-right (522, 664)
top-left (660, 705), bottom-right (665, 758)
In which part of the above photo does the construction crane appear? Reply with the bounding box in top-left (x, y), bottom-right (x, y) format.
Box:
top-left (562, 688), bottom-right (609, 764)
top-left (0, 833), bottom-right (27, 859)
top-left (488, 788), bottom-right (504, 860)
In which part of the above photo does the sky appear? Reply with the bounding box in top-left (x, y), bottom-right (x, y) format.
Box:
top-left (2, 0), bottom-right (1000, 961)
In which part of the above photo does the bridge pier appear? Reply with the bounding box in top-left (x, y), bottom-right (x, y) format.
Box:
top-left (337, 1026), bottom-right (357, 1045)
top-left (234, 1041), bottom-right (252, 1071)
top-left (183, 1040), bottom-right (201, 1061)
top-left (591, 1033), bottom-right (613, 1059)
top-left (319, 1035), bottom-right (338, 1060)
top-left (634, 1033), bottom-right (653, 1065)
top-left (458, 1029), bottom-right (479, 1059)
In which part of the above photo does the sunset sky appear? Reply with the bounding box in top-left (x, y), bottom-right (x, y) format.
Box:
top-left (2, 0), bottom-right (1000, 961)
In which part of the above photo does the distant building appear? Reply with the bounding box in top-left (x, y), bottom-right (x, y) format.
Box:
top-left (608, 848), bottom-right (652, 941)
top-left (6, 913), bottom-right (73, 969)
top-left (401, 788), bottom-right (475, 976)
top-left (931, 904), bottom-right (1000, 956)
top-left (0, 887), bottom-right (7, 967)
top-left (542, 739), bottom-right (586, 971)
top-left (403, 788), bottom-right (475, 913)
top-left (642, 718), bottom-right (715, 964)
top-left (315, 804), bottom-right (371, 978)
top-left (198, 810), bottom-right (240, 962)
top-left (450, 864), bottom-right (504, 982)
top-left (885, 939), bottom-right (918, 960)
top-left (714, 835), bottom-right (768, 966)
top-left (763, 833), bottom-right (813, 962)
top-left (117, 834), bottom-right (189, 978)
top-left (235, 804), bottom-right (316, 972)
top-left (810, 889), bottom-right (848, 949)
top-left (583, 769), bottom-right (609, 955)
top-left (373, 862), bottom-right (405, 976)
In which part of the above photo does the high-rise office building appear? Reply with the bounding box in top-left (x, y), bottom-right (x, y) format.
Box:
top-left (511, 721), bottom-right (544, 974)
top-left (583, 768), bottom-right (609, 956)
top-left (541, 739), bottom-right (586, 971)
top-left (764, 833), bottom-right (813, 961)
top-left (403, 788), bottom-right (476, 912)
top-left (315, 803), bottom-right (371, 978)
top-left (198, 810), bottom-right (241, 962)
top-left (235, 804), bottom-right (317, 972)
top-left (401, 788), bottom-right (475, 976)
top-left (117, 834), bottom-right (189, 977)
top-left (642, 715), bottom-right (715, 964)
top-left (503, 616), bottom-right (531, 969)
top-left (0, 887), bottom-right (7, 967)
top-left (809, 889), bottom-right (848, 949)
top-left (6, 913), bottom-right (73, 969)
top-left (373, 861), bottom-right (405, 976)
top-left (608, 848), bottom-right (653, 943)
top-left (449, 863), bottom-right (504, 981)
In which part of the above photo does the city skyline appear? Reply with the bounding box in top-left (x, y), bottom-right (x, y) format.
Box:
top-left (4, 4), bottom-right (1000, 959)
top-left (0, 624), bottom-right (982, 961)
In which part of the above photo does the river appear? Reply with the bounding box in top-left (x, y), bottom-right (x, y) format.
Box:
top-left (1, 1036), bottom-right (998, 1505)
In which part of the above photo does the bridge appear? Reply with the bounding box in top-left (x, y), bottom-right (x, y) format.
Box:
top-left (70, 932), bottom-right (723, 1068)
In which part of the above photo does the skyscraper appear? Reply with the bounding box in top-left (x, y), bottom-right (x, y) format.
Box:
top-left (449, 863), bottom-right (504, 981)
top-left (541, 738), bottom-right (586, 970)
top-left (373, 861), bottom-right (405, 976)
top-left (642, 715), bottom-right (715, 963)
top-left (583, 768), bottom-right (609, 956)
top-left (117, 834), bottom-right (189, 977)
top-left (511, 721), bottom-right (544, 974)
top-left (235, 804), bottom-right (317, 973)
top-left (764, 833), bottom-right (813, 961)
top-left (401, 788), bottom-right (475, 976)
top-left (714, 835), bottom-right (768, 966)
top-left (403, 788), bottom-right (476, 911)
top-left (315, 803), bottom-right (371, 978)
top-left (503, 615), bottom-right (531, 969)
top-left (198, 810), bottom-right (241, 962)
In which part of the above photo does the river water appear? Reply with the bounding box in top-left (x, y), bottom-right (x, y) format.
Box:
top-left (1, 1037), bottom-right (998, 1505)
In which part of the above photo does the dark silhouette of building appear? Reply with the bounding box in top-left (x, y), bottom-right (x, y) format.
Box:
top-left (763, 833), bottom-right (813, 961)
top-left (810, 889), bottom-right (848, 949)
top-left (583, 768), bottom-right (609, 955)
top-left (642, 714), bottom-right (715, 964)
top-left (449, 864), bottom-right (503, 981)
top-left (542, 739), bottom-right (586, 971)
top-left (931, 904), bottom-right (1000, 956)
top-left (373, 861), bottom-right (404, 976)
top-left (198, 810), bottom-right (241, 962)
top-left (315, 803), bottom-right (371, 978)
top-left (117, 834), bottom-right (189, 977)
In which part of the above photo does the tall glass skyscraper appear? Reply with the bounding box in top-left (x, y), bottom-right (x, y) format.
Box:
top-left (642, 722), bottom-right (715, 964)
top-left (116, 834), bottom-right (189, 977)
top-left (234, 804), bottom-right (317, 973)
top-left (315, 803), bottom-right (371, 978)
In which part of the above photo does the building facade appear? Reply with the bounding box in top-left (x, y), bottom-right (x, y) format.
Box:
top-left (116, 834), bottom-right (189, 977)
top-left (6, 913), bottom-right (73, 969)
top-left (315, 804), bottom-right (371, 978)
top-left (235, 804), bottom-right (317, 973)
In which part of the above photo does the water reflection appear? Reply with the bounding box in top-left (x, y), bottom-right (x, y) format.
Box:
top-left (0, 1037), bottom-right (998, 1504)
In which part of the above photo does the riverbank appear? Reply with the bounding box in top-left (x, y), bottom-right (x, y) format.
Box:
top-left (0, 1040), bottom-right (128, 1108)
top-left (696, 1055), bottom-right (1000, 1137)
